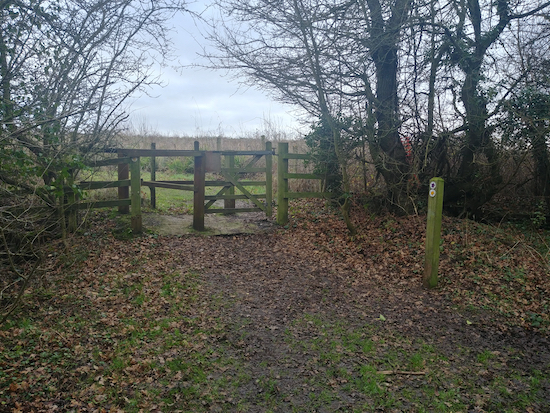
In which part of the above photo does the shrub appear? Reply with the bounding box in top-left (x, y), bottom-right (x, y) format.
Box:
top-left (166, 158), bottom-right (193, 174)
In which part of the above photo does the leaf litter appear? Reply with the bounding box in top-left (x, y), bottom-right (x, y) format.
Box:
top-left (1, 200), bottom-right (549, 412)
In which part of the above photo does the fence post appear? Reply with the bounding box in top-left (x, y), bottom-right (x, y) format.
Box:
top-left (67, 174), bottom-right (77, 233)
top-left (224, 153), bottom-right (235, 212)
top-left (118, 151), bottom-right (129, 214)
top-left (193, 141), bottom-right (205, 231)
top-left (424, 177), bottom-right (444, 288)
top-left (277, 142), bottom-right (289, 225)
top-left (130, 156), bottom-right (142, 233)
top-left (150, 142), bottom-right (156, 209)
top-left (266, 141), bottom-right (273, 217)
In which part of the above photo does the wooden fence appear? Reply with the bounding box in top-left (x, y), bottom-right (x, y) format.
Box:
top-left (74, 142), bottom-right (274, 232)
top-left (65, 141), bottom-right (330, 232)
top-left (78, 155), bottom-right (149, 233)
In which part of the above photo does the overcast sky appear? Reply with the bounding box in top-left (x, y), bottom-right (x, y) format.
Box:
top-left (127, 3), bottom-right (306, 138)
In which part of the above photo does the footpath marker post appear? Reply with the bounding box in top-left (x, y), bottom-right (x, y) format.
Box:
top-left (424, 177), bottom-right (444, 288)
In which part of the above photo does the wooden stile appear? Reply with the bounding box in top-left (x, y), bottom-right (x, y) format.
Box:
top-left (69, 141), bottom-right (326, 234)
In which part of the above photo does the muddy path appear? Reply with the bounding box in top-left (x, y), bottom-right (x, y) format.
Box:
top-left (164, 232), bottom-right (550, 411)
top-left (2, 207), bottom-right (549, 412)
top-left (142, 202), bottom-right (276, 236)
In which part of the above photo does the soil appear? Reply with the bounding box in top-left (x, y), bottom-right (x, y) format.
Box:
top-left (146, 203), bottom-right (550, 410)
top-left (142, 201), bottom-right (276, 236)
top-left (174, 233), bottom-right (550, 410)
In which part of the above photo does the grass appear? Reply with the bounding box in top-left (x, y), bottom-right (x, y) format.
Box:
top-left (0, 265), bottom-right (248, 411)
top-left (276, 313), bottom-right (548, 412)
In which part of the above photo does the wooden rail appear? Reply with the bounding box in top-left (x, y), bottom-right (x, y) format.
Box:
top-left (141, 181), bottom-right (194, 191)
top-left (64, 155), bottom-right (142, 232)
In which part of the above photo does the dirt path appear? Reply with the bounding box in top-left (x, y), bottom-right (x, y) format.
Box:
top-left (2, 209), bottom-right (549, 412)
top-left (162, 232), bottom-right (550, 411)
top-left (142, 203), bottom-right (276, 236)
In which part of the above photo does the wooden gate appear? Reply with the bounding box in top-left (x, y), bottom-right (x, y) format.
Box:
top-left (203, 142), bottom-right (273, 216)
top-left (115, 141), bottom-right (274, 231)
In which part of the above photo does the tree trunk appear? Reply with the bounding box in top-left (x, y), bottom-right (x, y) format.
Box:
top-left (447, 58), bottom-right (502, 217)
top-left (366, 0), bottom-right (412, 212)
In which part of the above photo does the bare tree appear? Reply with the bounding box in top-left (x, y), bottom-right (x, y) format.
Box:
top-left (206, 0), bottom-right (417, 215)
top-left (498, 19), bottom-right (550, 222)
top-left (205, 0), bottom-right (364, 231)
top-left (205, 0), bottom-right (550, 219)
top-left (0, 0), bottom-right (188, 321)
top-left (420, 0), bottom-right (550, 216)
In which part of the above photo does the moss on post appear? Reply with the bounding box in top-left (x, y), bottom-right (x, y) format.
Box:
top-left (266, 141), bottom-right (273, 217)
top-left (150, 142), bottom-right (156, 209)
top-left (224, 154), bottom-right (235, 212)
top-left (118, 151), bottom-right (129, 214)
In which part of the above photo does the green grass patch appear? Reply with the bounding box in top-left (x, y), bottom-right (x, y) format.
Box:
top-left (280, 313), bottom-right (549, 412)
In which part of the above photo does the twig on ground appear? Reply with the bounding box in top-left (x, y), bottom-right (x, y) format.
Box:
top-left (377, 370), bottom-right (427, 375)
